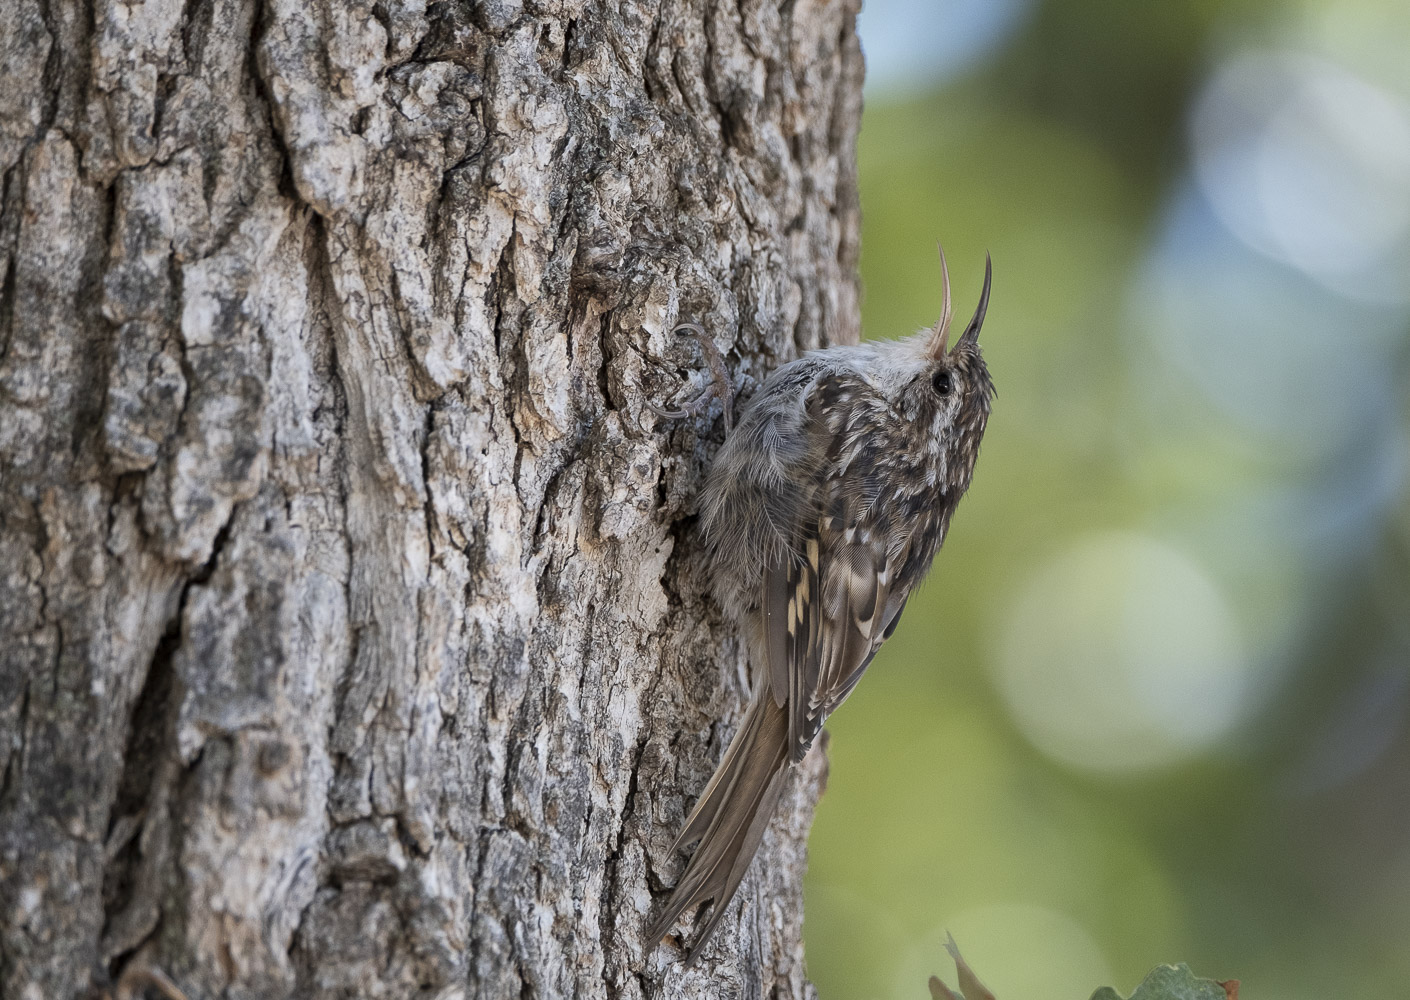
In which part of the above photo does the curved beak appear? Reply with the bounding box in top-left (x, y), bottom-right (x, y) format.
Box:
top-left (927, 244), bottom-right (955, 360)
top-left (954, 253), bottom-right (992, 353)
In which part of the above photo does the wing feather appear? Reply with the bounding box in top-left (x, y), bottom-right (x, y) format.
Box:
top-left (764, 564), bottom-right (790, 708)
top-left (753, 374), bottom-right (926, 762)
top-left (778, 500), bottom-right (912, 761)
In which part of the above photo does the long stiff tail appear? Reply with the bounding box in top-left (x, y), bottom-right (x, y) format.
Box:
top-left (646, 692), bottom-right (791, 961)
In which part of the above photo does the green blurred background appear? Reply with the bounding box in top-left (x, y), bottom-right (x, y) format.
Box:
top-left (803, 1), bottom-right (1410, 997)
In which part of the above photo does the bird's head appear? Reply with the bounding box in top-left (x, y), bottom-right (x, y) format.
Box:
top-left (874, 248), bottom-right (995, 489)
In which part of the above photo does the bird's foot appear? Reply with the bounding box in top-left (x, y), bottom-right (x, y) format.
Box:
top-left (645, 323), bottom-right (735, 431)
top-left (104, 956), bottom-right (190, 1000)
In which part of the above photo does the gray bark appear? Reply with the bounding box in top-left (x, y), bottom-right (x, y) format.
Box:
top-left (0, 0), bottom-right (862, 997)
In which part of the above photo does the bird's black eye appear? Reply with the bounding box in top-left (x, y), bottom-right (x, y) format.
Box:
top-left (931, 368), bottom-right (953, 397)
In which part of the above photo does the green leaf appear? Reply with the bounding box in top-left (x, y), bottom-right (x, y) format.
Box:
top-left (1089, 964), bottom-right (1232, 1000)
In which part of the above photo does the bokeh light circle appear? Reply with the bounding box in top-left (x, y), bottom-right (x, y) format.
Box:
top-left (1190, 50), bottom-right (1410, 301)
top-left (992, 532), bottom-right (1251, 775)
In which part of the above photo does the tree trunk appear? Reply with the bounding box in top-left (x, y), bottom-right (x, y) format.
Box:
top-left (0, 0), bottom-right (862, 997)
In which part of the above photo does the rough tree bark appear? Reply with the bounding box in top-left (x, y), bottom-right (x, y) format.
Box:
top-left (0, 0), bottom-right (862, 997)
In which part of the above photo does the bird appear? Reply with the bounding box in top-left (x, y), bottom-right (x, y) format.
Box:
top-left (647, 246), bottom-right (996, 961)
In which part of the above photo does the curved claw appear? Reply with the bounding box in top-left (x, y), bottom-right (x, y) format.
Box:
top-left (110, 960), bottom-right (190, 1000)
top-left (645, 396), bottom-right (712, 420)
top-left (646, 322), bottom-right (735, 431)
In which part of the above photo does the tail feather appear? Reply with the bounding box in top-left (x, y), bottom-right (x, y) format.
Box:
top-left (647, 694), bottom-right (791, 960)
top-left (671, 689), bottom-right (777, 851)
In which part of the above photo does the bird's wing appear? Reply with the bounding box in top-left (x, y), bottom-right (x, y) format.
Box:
top-left (791, 515), bottom-right (913, 760)
top-left (763, 382), bottom-right (917, 763)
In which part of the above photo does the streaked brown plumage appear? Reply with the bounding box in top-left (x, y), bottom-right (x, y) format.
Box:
top-left (649, 248), bottom-right (995, 961)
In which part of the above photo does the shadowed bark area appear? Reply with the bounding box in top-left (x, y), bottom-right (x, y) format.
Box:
top-left (0, 0), bottom-right (862, 997)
